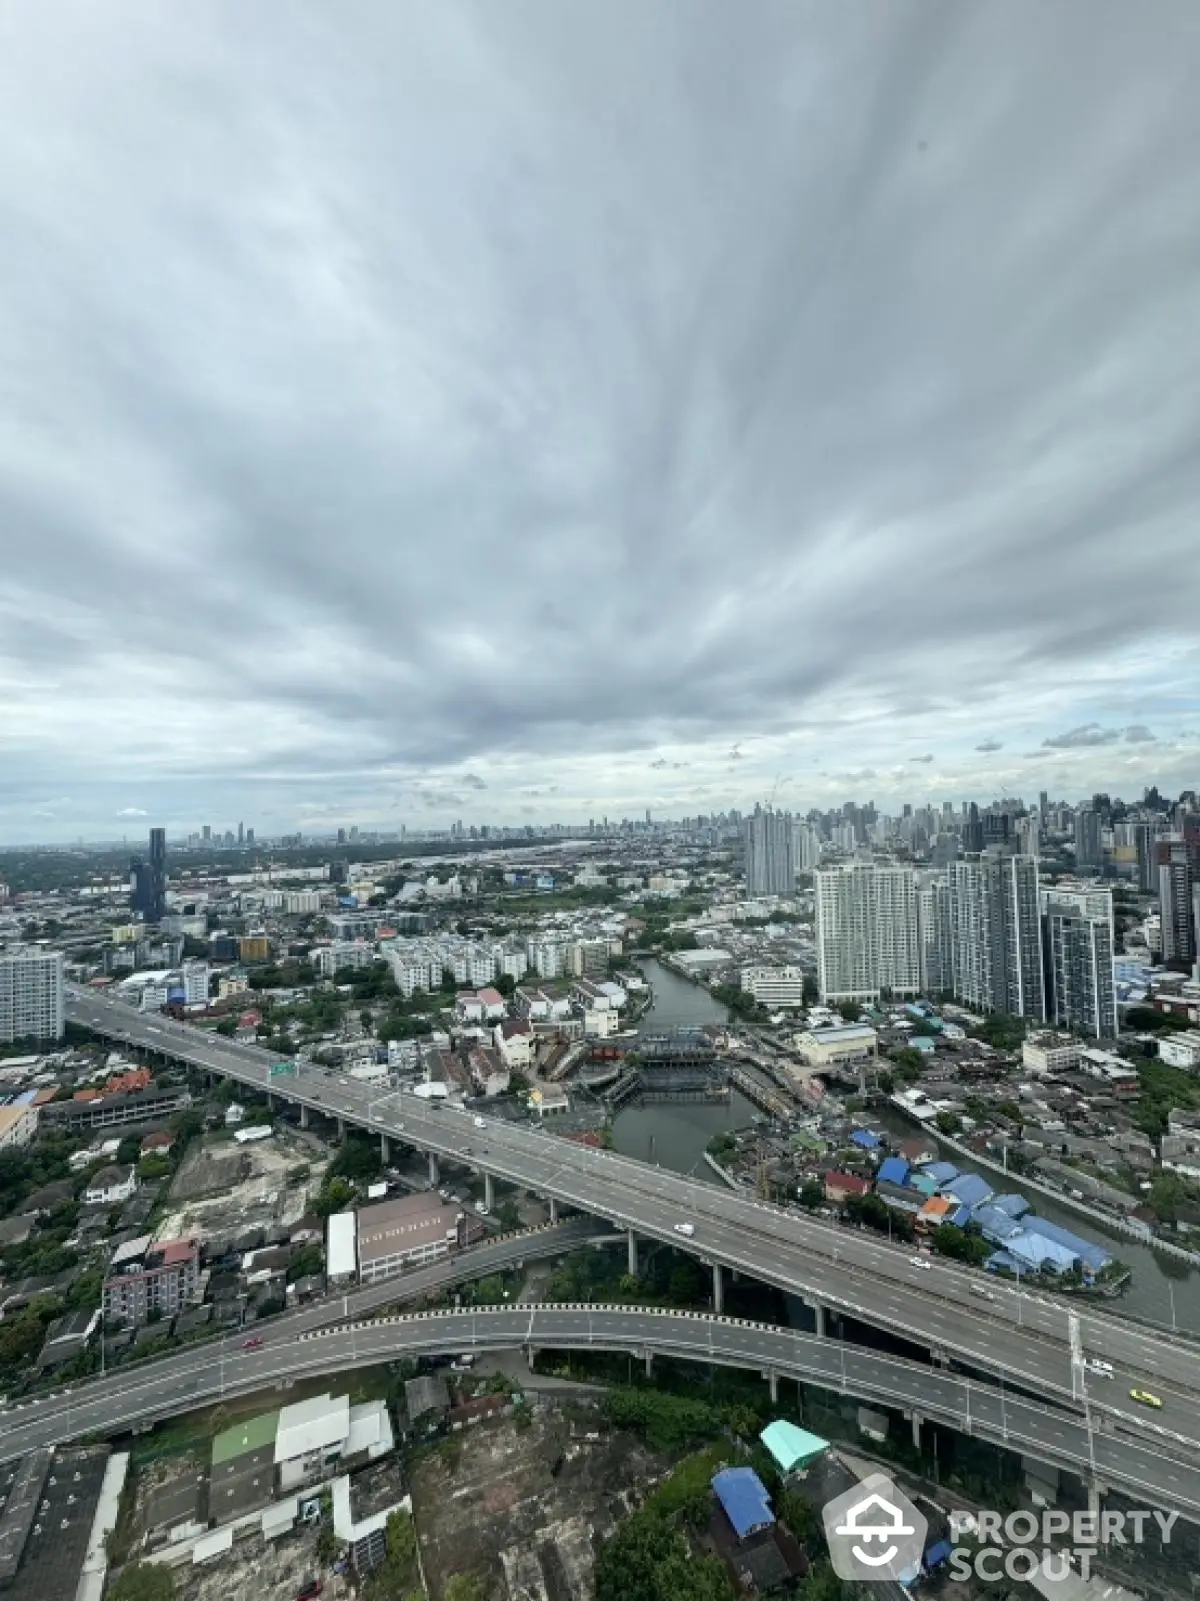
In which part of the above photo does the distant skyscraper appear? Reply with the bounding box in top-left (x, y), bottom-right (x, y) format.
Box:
top-left (1157, 837), bottom-right (1200, 969)
top-left (201, 824), bottom-right (211, 843)
top-left (1042, 899), bottom-right (1117, 1039)
top-left (1131, 822), bottom-right (1155, 893)
top-left (1039, 791), bottom-right (1049, 816)
top-left (793, 821), bottom-right (822, 872)
top-left (246, 826), bottom-right (255, 846)
top-left (237, 821), bottom-right (244, 845)
top-left (0, 947), bottom-right (64, 1042)
top-left (950, 853), bottom-right (1045, 1022)
top-left (814, 863), bottom-right (921, 1001)
top-left (1074, 806), bottom-right (1103, 874)
top-left (962, 802), bottom-right (984, 854)
top-left (743, 806), bottom-right (795, 896)
top-left (147, 827), bottom-right (167, 922)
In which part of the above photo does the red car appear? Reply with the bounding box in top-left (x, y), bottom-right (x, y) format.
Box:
top-left (241, 1336), bottom-right (264, 1351)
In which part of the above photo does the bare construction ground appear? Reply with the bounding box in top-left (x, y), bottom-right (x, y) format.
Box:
top-left (410, 1405), bottom-right (667, 1601)
top-left (155, 1129), bottom-right (329, 1243)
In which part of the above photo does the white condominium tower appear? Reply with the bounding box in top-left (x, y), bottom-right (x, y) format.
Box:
top-left (949, 853), bottom-right (1045, 1022)
top-left (814, 863), bottom-right (921, 1002)
top-left (0, 946), bottom-right (65, 1043)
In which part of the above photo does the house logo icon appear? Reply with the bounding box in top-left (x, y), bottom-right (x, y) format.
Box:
top-left (823, 1473), bottom-right (928, 1582)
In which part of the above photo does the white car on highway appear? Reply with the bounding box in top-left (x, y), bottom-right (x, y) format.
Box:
top-left (673, 1222), bottom-right (695, 1237)
top-left (1085, 1359), bottom-right (1114, 1378)
top-left (909, 1255), bottom-right (931, 1270)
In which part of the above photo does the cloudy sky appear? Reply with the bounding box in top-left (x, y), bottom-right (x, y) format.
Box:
top-left (2, 1), bottom-right (1199, 842)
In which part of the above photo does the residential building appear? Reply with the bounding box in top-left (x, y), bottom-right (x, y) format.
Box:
top-left (494, 1019), bottom-right (533, 1070)
top-left (1042, 899), bottom-right (1117, 1039)
top-left (83, 1164), bottom-right (137, 1206)
top-left (0, 1102), bottom-right (38, 1150)
top-left (102, 1235), bottom-right (200, 1326)
top-left (814, 864), bottom-right (920, 1002)
top-left (1022, 1032), bottom-right (1081, 1074)
top-left (40, 1084), bottom-right (190, 1133)
top-left (739, 966), bottom-right (809, 1009)
top-left (793, 821), bottom-right (823, 872)
top-left (1159, 1031), bottom-right (1200, 1071)
top-left (949, 853), bottom-right (1045, 1022)
top-left (0, 946), bottom-right (64, 1042)
top-left (916, 873), bottom-right (955, 996)
top-left (1074, 807), bottom-right (1103, 874)
top-left (743, 806), bottom-right (795, 896)
top-left (1157, 836), bottom-right (1200, 969)
top-left (312, 941), bottom-right (377, 977)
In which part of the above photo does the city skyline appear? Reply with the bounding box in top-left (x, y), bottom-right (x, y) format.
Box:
top-left (0, 775), bottom-right (1197, 851)
top-left (1, 4), bottom-right (1199, 841)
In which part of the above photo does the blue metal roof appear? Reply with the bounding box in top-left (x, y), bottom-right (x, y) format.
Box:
top-left (942, 1173), bottom-right (993, 1208)
top-left (1021, 1215), bottom-right (1111, 1271)
top-left (992, 1193), bottom-right (1030, 1218)
top-left (712, 1467), bottom-right (774, 1539)
top-left (877, 1156), bottom-right (910, 1186)
top-left (850, 1129), bottom-right (881, 1149)
top-left (922, 1162), bottom-right (958, 1184)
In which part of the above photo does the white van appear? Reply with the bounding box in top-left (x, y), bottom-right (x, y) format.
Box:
top-left (673, 1222), bottom-right (695, 1237)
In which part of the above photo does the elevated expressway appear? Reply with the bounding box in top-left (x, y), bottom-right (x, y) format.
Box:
top-left (3, 1305), bottom-right (1199, 1517)
top-left (66, 992), bottom-right (1200, 1459)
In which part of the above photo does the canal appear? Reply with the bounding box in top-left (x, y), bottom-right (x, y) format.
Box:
top-left (610, 959), bottom-right (756, 1182)
top-left (611, 960), bottom-right (1198, 1332)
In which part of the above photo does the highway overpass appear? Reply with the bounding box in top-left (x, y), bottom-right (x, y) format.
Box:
top-left (67, 990), bottom-right (1200, 1448)
top-left (3, 1303), bottom-right (1198, 1518)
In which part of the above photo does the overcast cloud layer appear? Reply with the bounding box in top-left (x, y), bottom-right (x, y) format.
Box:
top-left (2, 0), bottom-right (1199, 841)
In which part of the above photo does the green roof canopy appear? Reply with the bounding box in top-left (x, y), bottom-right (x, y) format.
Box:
top-left (760, 1419), bottom-right (828, 1473)
top-left (211, 1408), bottom-right (279, 1466)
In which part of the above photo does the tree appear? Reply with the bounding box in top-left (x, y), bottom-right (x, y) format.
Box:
top-left (1148, 1172), bottom-right (1193, 1226)
top-left (444, 1574), bottom-right (485, 1601)
top-left (366, 1510), bottom-right (418, 1600)
top-left (495, 973), bottom-right (516, 998)
top-left (839, 1001), bottom-right (862, 1022)
top-left (798, 1181), bottom-right (825, 1211)
top-left (935, 1111), bottom-right (962, 1135)
top-left (495, 1199), bottom-right (521, 1232)
top-left (106, 1565), bottom-right (174, 1601)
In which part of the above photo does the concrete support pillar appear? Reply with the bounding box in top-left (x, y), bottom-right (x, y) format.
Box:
top-left (768, 1370), bottom-right (779, 1404)
top-left (713, 1262), bottom-right (725, 1315)
top-left (428, 1151), bottom-right (440, 1186)
top-left (380, 1133), bottom-right (390, 1163)
top-left (811, 1301), bottom-right (826, 1339)
top-left (1087, 1480), bottom-right (1101, 1524)
top-left (300, 1104), bottom-right (309, 1129)
top-left (627, 1230), bottom-right (638, 1277)
top-left (548, 1198), bottom-right (558, 1225)
top-left (484, 1173), bottom-right (495, 1211)
top-left (911, 1411), bottom-right (922, 1451)
top-left (524, 1345), bottom-right (539, 1370)
top-left (644, 1349), bottom-right (653, 1377)
top-left (337, 1116), bottom-right (345, 1138)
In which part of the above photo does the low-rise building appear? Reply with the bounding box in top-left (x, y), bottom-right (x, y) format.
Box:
top-left (103, 1235), bottom-right (201, 1326)
top-left (0, 1101), bottom-right (38, 1150)
top-left (1159, 1031), bottom-right (1200, 1071)
top-left (793, 1024), bottom-right (878, 1068)
top-left (494, 1019), bottom-right (533, 1070)
top-left (1022, 1032), bottom-right (1081, 1075)
top-left (329, 1193), bottom-right (463, 1286)
top-left (312, 942), bottom-right (377, 977)
top-left (83, 1164), bottom-right (137, 1206)
top-left (740, 966), bottom-right (810, 1009)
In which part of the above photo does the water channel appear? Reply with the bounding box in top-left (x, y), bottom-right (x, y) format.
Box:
top-left (610, 959), bottom-right (1199, 1332)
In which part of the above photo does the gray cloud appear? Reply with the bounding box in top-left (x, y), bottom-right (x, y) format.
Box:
top-left (976, 740), bottom-right (1003, 753)
top-left (1124, 725), bottom-right (1157, 743)
top-left (0, 2), bottom-right (1199, 837)
top-left (1042, 725), bottom-right (1122, 749)
top-left (461, 773), bottom-right (487, 790)
top-left (910, 754), bottom-right (934, 764)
